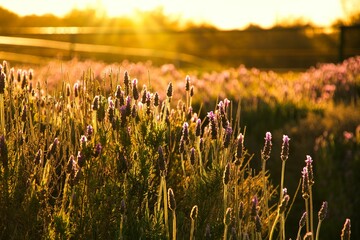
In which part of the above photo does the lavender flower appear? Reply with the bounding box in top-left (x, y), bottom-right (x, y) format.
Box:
top-left (305, 155), bottom-right (314, 186)
top-left (190, 86), bottom-right (194, 97)
top-left (154, 92), bottom-right (159, 107)
top-left (281, 135), bottom-right (290, 161)
top-left (239, 201), bottom-right (244, 220)
top-left (223, 126), bottom-right (232, 148)
top-left (107, 98), bottom-right (115, 122)
top-left (158, 146), bottom-right (166, 173)
top-left (302, 167), bottom-right (310, 199)
top-left (190, 147), bottom-right (195, 166)
top-left (182, 122), bottom-right (189, 144)
top-left (207, 111), bottom-right (218, 140)
top-left (132, 78), bottom-right (139, 100)
top-left (318, 201), bottom-right (328, 221)
top-left (92, 96), bottom-right (99, 111)
top-left (261, 132), bottom-right (272, 161)
top-left (0, 135), bottom-right (8, 167)
top-left (0, 71), bottom-right (5, 94)
top-left (166, 82), bottom-right (173, 98)
top-left (115, 85), bottom-right (122, 99)
top-left (251, 196), bottom-right (258, 217)
top-left (195, 118), bottom-right (202, 137)
top-left (185, 75), bottom-right (190, 91)
top-left (124, 71), bottom-right (130, 95)
top-left (179, 137), bottom-right (185, 154)
top-left (74, 82), bottom-right (79, 98)
top-left (86, 125), bottom-right (94, 139)
top-left (80, 135), bottom-right (88, 149)
top-left (66, 83), bottom-right (71, 97)
top-left (93, 143), bottom-right (102, 157)
top-left (235, 133), bottom-right (244, 162)
top-left (77, 151), bottom-right (85, 168)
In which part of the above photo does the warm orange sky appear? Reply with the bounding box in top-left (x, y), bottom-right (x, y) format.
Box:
top-left (0, 0), bottom-right (355, 29)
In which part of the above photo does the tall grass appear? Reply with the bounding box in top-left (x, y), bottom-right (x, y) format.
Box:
top-left (0, 58), bottom-right (355, 239)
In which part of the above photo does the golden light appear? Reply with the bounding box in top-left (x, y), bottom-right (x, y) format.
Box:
top-left (0, 0), bottom-right (347, 29)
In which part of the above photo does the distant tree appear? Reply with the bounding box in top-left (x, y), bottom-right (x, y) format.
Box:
top-left (0, 7), bottom-right (20, 26)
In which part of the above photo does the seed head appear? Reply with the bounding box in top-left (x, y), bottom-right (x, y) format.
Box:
top-left (304, 232), bottom-right (313, 240)
top-left (224, 207), bottom-right (232, 226)
top-left (190, 205), bottom-right (198, 220)
top-left (299, 211), bottom-right (307, 228)
top-left (278, 194), bottom-right (290, 214)
top-left (223, 162), bottom-right (231, 185)
top-left (318, 201), bottom-right (328, 221)
top-left (167, 188), bottom-right (176, 211)
top-left (341, 218), bottom-right (351, 240)
top-left (190, 86), bottom-right (194, 97)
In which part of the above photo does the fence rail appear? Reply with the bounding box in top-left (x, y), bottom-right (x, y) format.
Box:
top-left (0, 26), bottom-right (359, 68)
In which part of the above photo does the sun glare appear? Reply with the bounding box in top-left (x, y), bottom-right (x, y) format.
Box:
top-left (0, 0), bottom-right (347, 29)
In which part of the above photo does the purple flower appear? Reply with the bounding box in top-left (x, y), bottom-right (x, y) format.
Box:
top-left (94, 143), bottom-right (102, 157)
top-left (305, 155), bottom-right (314, 186)
top-left (86, 125), bottom-right (93, 138)
top-left (235, 133), bottom-right (244, 161)
top-left (195, 118), bottom-right (202, 137)
top-left (190, 147), bottom-right (195, 166)
top-left (182, 122), bottom-right (189, 144)
top-left (223, 126), bottom-right (232, 149)
top-left (132, 78), bottom-right (139, 100)
top-left (262, 132), bottom-right (272, 161)
top-left (281, 135), bottom-right (290, 161)
top-left (302, 167), bottom-right (309, 199)
top-left (185, 75), bottom-right (190, 91)
top-left (207, 111), bottom-right (218, 140)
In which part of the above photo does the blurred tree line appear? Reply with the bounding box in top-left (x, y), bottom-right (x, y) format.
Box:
top-left (0, 6), bottom-right (360, 68)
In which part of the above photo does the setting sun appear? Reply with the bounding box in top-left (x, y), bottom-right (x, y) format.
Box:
top-left (0, 0), bottom-right (347, 29)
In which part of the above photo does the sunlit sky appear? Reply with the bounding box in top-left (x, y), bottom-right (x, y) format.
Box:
top-left (0, 0), bottom-right (350, 29)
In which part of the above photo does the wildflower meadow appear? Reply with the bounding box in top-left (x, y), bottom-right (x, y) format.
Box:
top-left (0, 56), bottom-right (359, 239)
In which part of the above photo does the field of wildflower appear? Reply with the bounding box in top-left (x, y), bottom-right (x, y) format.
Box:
top-left (0, 56), bottom-right (359, 239)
